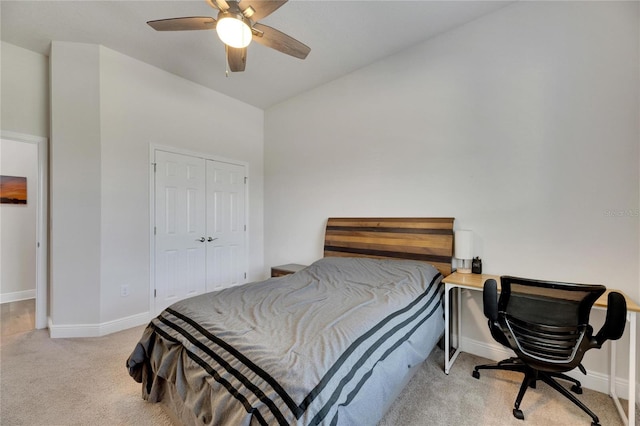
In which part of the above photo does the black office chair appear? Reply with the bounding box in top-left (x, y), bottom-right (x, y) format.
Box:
top-left (472, 276), bottom-right (627, 426)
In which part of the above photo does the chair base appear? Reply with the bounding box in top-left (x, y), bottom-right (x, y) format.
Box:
top-left (473, 359), bottom-right (600, 425)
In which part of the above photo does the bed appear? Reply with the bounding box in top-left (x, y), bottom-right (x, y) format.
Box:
top-left (128, 217), bottom-right (454, 425)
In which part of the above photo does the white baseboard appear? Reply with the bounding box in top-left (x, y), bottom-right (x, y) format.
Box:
top-left (460, 336), bottom-right (639, 405)
top-left (48, 312), bottom-right (150, 338)
top-left (0, 289), bottom-right (36, 304)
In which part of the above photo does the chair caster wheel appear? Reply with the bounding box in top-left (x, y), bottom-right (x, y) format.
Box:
top-left (513, 409), bottom-right (524, 420)
top-left (571, 384), bottom-right (583, 394)
top-left (472, 370), bottom-right (480, 379)
top-left (591, 422), bottom-right (600, 426)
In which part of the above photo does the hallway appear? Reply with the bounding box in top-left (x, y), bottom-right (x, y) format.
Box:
top-left (1, 299), bottom-right (35, 336)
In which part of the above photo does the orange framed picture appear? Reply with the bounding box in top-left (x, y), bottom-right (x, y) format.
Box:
top-left (0, 175), bottom-right (27, 204)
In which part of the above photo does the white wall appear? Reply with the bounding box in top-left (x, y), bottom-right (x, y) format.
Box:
top-left (49, 42), bottom-right (264, 333)
top-left (50, 42), bottom-right (102, 325)
top-left (0, 42), bottom-right (49, 138)
top-left (1, 42), bottom-right (49, 326)
top-left (2, 40), bottom-right (264, 333)
top-left (0, 42), bottom-right (48, 303)
top-left (98, 46), bottom-right (264, 324)
top-left (265, 0), bottom-right (639, 387)
top-left (0, 42), bottom-right (48, 306)
top-left (0, 139), bottom-right (38, 302)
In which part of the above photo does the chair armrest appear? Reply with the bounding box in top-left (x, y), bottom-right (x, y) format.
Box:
top-left (483, 279), bottom-right (499, 322)
top-left (595, 292), bottom-right (627, 345)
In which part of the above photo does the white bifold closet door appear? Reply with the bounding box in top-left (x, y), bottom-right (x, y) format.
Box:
top-left (154, 150), bottom-right (246, 314)
top-left (206, 160), bottom-right (246, 291)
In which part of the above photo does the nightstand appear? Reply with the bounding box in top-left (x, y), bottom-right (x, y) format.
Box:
top-left (270, 263), bottom-right (307, 278)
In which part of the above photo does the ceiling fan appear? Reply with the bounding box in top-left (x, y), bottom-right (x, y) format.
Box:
top-left (147, 0), bottom-right (310, 73)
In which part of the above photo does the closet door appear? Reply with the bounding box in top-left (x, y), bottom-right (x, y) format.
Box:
top-left (206, 160), bottom-right (246, 291)
top-left (154, 151), bottom-right (207, 312)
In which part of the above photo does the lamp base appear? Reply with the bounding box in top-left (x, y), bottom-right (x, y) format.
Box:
top-left (456, 258), bottom-right (472, 274)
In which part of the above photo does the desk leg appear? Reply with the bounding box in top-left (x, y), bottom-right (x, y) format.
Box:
top-left (444, 283), bottom-right (451, 374)
top-left (457, 285), bottom-right (462, 355)
top-left (628, 312), bottom-right (636, 426)
top-left (444, 283), bottom-right (462, 375)
top-left (610, 311), bottom-right (636, 426)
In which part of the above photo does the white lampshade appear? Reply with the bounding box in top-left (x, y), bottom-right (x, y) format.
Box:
top-left (216, 15), bottom-right (252, 48)
top-left (454, 230), bottom-right (474, 260)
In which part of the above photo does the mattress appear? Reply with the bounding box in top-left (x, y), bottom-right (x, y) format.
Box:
top-left (127, 256), bottom-right (445, 425)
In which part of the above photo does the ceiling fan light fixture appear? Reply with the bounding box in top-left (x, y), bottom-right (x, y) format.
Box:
top-left (216, 13), bottom-right (252, 48)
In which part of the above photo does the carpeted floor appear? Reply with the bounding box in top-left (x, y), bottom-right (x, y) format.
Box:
top-left (379, 345), bottom-right (636, 426)
top-left (0, 325), bottom-right (637, 425)
top-left (0, 326), bottom-right (172, 426)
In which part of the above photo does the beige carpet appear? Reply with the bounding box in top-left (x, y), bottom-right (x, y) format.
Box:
top-left (1, 325), bottom-right (637, 425)
top-left (379, 346), bottom-right (637, 426)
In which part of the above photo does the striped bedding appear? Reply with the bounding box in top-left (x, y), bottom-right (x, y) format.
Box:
top-left (127, 257), bottom-right (444, 426)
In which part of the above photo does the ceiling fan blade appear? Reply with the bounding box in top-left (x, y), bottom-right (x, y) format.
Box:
top-left (239, 0), bottom-right (287, 22)
top-left (252, 23), bottom-right (310, 60)
top-left (227, 46), bottom-right (247, 72)
top-left (206, 0), bottom-right (230, 11)
top-left (147, 17), bottom-right (216, 31)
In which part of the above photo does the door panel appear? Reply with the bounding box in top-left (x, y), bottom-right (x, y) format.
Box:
top-left (206, 160), bottom-right (246, 291)
top-left (164, 249), bottom-right (179, 298)
top-left (155, 151), bottom-right (207, 312)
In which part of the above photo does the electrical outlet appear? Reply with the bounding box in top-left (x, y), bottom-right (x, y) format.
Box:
top-left (120, 284), bottom-right (130, 297)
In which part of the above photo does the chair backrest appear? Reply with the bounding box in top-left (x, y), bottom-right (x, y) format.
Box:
top-left (498, 276), bottom-right (606, 372)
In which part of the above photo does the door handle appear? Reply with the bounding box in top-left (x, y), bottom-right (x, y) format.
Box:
top-left (197, 237), bottom-right (206, 242)
top-left (207, 237), bottom-right (218, 242)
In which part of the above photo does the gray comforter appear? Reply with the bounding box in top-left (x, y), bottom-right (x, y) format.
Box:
top-left (128, 257), bottom-right (444, 426)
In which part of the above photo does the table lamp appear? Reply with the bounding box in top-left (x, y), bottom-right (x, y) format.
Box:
top-left (455, 230), bottom-right (473, 274)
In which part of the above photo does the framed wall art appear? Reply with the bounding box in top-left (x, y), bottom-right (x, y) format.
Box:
top-left (0, 175), bottom-right (27, 204)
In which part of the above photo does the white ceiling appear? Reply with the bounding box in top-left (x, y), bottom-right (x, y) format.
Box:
top-left (1, 0), bottom-right (513, 109)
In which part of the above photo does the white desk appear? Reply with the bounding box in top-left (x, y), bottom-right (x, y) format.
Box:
top-left (442, 272), bottom-right (638, 426)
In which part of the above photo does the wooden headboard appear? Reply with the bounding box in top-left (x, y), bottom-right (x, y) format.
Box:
top-left (324, 217), bottom-right (455, 276)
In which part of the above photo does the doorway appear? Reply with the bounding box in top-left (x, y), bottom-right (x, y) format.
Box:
top-left (151, 147), bottom-right (248, 314)
top-left (0, 131), bottom-right (48, 331)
